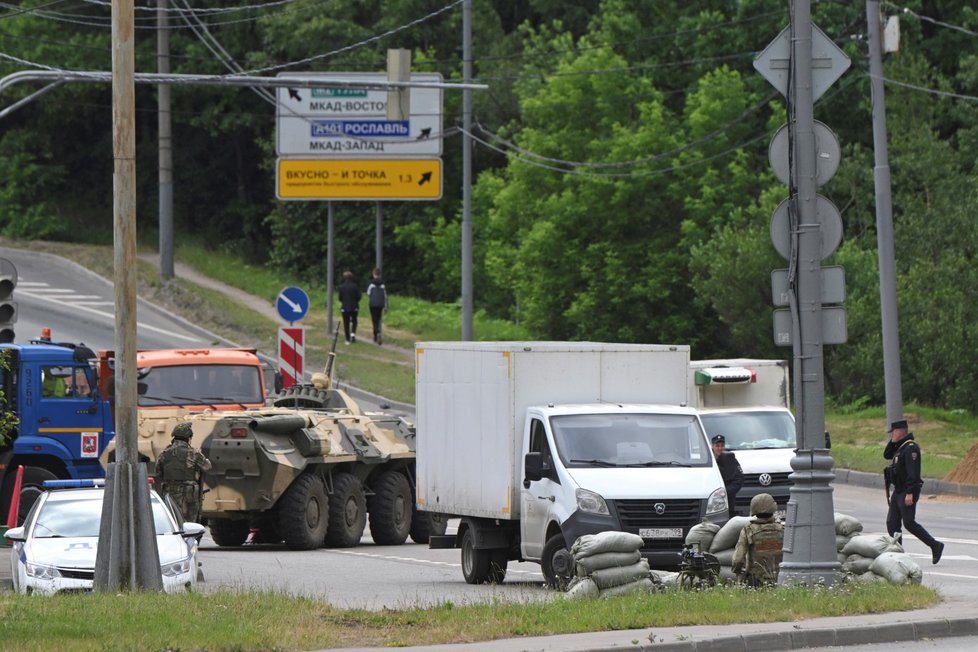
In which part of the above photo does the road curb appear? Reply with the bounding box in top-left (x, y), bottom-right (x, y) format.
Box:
top-left (598, 617), bottom-right (978, 651)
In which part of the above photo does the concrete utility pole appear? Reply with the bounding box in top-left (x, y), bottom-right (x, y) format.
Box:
top-left (460, 0), bottom-right (474, 341)
top-left (375, 202), bottom-right (383, 271)
top-left (158, 0), bottom-right (174, 280)
top-left (866, 0), bottom-right (903, 425)
top-left (778, 0), bottom-right (840, 587)
top-left (95, 0), bottom-right (163, 592)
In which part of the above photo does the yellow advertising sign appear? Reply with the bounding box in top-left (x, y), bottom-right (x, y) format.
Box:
top-left (276, 159), bottom-right (442, 200)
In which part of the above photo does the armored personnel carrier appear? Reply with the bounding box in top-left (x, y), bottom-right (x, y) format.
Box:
top-left (107, 372), bottom-right (446, 550)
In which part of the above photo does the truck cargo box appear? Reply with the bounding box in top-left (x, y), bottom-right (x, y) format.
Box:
top-left (415, 342), bottom-right (690, 521)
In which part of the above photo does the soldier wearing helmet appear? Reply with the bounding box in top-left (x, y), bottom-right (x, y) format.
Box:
top-left (153, 421), bottom-right (212, 523)
top-left (731, 493), bottom-right (784, 587)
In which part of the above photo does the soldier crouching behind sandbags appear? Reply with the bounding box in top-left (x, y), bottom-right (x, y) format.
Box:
top-left (731, 493), bottom-right (784, 588)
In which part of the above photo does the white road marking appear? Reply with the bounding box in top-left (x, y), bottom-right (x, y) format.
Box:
top-left (18, 288), bottom-right (201, 343)
top-left (328, 549), bottom-right (544, 577)
top-left (927, 571), bottom-right (978, 579)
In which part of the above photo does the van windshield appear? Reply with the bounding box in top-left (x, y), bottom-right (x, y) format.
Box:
top-left (138, 364), bottom-right (263, 407)
top-left (699, 410), bottom-right (796, 450)
top-left (550, 413), bottom-right (711, 468)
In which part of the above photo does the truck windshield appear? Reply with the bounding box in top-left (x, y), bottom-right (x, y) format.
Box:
top-left (550, 413), bottom-right (711, 468)
top-left (698, 410), bottom-right (796, 450)
top-left (138, 364), bottom-right (263, 407)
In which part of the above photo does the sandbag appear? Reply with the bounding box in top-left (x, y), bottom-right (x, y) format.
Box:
top-left (718, 566), bottom-right (738, 584)
top-left (870, 552), bottom-right (922, 585)
top-left (564, 576), bottom-right (600, 599)
top-left (854, 570), bottom-right (887, 583)
top-left (571, 531), bottom-right (645, 558)
top-left (711, 548), bottom-right (735, 567)
top-left (842, 554), bottom-right (874, 575)
top-left (590, 559), bottom-right (651, 590)
top-left (834, 512), bottom-right (863, 537)
top-left (600, 577), bottom-right (655, 598)
top-left (575, 550), bottom-right (641, 576)
top-left (709, 516), bottom-right (751, 552)
top-left (685, 522), bottom-right (721, 551)
top-left (840, 533), bottom-right (903, 559)
top-left (836, 534), bottom-right (852, 552)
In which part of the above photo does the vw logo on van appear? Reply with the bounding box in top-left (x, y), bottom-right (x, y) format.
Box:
top-left (759, 473), bottom-right (772, 486)
top-left (654, 503), bottom-right (666, 515)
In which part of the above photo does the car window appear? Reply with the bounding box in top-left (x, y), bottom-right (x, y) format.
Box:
top-left (32, 493), bottom-right (178, 538)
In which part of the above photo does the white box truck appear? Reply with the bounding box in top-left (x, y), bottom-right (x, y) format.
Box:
top-left (689, 359), bottom-right (796, 517)
top-left (415, 342), bottom-right (728, 587)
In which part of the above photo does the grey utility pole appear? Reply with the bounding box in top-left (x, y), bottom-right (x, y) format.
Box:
top-left (95, 0), bottom-right (163, 593)
top-left (778, 0), bottom-right (840, 587)
top-left (375, 202), bottom-right (383, 271)
top-left (460, 0), bottom-right (474, 341)
top-left (866, 0), bottom-right (903, 425)
top-left (327, 201), bottom-right (335, 331)
top-left (158, 0), bottom-right (174, 280)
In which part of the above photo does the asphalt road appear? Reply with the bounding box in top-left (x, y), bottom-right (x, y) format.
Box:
top-left (0, 245), bottom-right (224, 350)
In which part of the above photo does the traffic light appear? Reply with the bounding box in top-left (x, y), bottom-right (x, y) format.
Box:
top-left (0, 258), bottom-right (17, 344)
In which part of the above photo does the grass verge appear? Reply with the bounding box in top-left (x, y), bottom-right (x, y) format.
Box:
top-left (0, 583), bottom-right (939, 651)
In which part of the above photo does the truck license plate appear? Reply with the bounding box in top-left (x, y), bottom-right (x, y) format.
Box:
top-left (639, 527), bottom-right (682, 539)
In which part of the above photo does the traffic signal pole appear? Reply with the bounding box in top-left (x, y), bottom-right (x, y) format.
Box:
top-left (778, 0), bottom-right (841, 587)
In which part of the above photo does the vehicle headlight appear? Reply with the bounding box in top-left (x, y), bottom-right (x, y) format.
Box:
top-left (576, 488), bottom-right (609, 515)
top-left (26, 563), bottom-right (62, 580)
top-left (706, 487), bottom-right (728, 515)
top-left (161, 558), bottom-right (191, 577)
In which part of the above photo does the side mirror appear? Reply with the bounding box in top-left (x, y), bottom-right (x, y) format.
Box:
top-left (137, 382), bottom-right (148, 396)
top-left (4, 526), bottom-right (25, 542)
top-left (181, 522), bottom-right (206, 544)
top-left (524, 452), bottom-right (544, 487)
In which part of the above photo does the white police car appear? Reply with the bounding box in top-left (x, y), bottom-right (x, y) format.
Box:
top-left (3, 479), bottom-right (204, 595)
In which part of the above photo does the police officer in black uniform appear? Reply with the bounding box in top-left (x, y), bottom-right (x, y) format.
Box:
top-left (884, 419), bottom-right (944, 564)
top-left (711, 434), bottom-right (743, 519)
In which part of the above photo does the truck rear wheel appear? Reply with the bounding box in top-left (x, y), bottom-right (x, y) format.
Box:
top-left (278, 473), bottom-right (329, 550)
top-left (410, 510), bottom-right (448, 544)
top-left (367, 471), bottom-right (411, 545)
top-left (324, 472), bottom-right (366, 548)
top-left (209, 519), bottom-right (251, 547)
top-left (461, 528), bottom-right (490, 584)
top-left (541, 534), bottom-right (573, 590)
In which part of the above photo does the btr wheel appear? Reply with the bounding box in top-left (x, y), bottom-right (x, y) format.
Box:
top-left (541, 534), bottom-right (573, 590)
top-left (208, 519), bottom-right (251, 547)
top-left (324, 473), bottom-right (366, 548)
top-left (277, 473), bottom-right (329, 550)
top-left (367, 471), bottom-right (412, 546)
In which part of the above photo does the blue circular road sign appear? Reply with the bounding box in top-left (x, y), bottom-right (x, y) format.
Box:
top-left (277, 286), bottom-right (310, 323)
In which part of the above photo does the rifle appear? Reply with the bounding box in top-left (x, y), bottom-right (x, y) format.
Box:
top-left (883, 466), bottom-right (891, 503)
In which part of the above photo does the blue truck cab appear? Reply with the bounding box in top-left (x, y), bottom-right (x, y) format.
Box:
top-left (0, 339), bottom-right (114, 522)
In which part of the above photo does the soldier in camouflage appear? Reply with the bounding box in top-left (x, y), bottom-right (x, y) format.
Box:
top-left (153, 421), bottom-right (212, 523)
top-left (731, 493), bottom-right (784, 587)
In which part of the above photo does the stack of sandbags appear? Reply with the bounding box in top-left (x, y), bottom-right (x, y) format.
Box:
top-left (835, 512), bottom-right (863, 564)
top-left (708, 516), bottom-right (751, 583)
top-left (565, 531), bottom-right (655, 599)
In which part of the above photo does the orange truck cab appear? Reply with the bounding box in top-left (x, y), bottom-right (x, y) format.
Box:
top-left (97, 348), bottom-right (267, 413)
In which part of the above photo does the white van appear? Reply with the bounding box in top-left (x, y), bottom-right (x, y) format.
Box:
top-left (690, 359), bottom-right (796, 517)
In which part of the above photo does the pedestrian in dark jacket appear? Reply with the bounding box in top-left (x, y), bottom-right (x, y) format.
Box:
top-left (338, 270), bottom-right (361, 344)
top-left (884, 419), bottom-right (944, 564)
top-left (711, 434), bottom-right (743, 519)
top-left (366, 267), bottom-right (388, 345)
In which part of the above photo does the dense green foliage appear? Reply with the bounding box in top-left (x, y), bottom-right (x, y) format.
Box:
top-left (4, 1), bottom-right (978, 409)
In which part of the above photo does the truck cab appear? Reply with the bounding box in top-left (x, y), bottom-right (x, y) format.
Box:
top-left (0, 340), bottom-right (112, 521)
top-left (520, 404), bottom-right (727, 579)
top-left (690, 360), bottom-right (795, 517)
